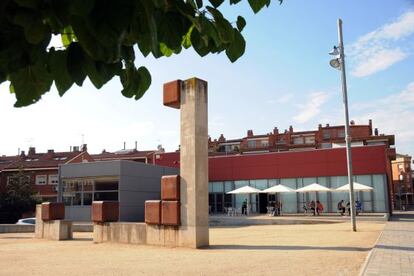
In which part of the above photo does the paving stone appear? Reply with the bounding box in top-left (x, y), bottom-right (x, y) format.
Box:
top-left (362, 212), bottom-right (414, 275)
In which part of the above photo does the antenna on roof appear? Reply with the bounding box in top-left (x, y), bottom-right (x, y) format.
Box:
top-left (123, 142), bottom-right (126, 150)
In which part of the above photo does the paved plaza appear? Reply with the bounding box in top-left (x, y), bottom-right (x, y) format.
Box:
top-left (362, 212), bottom-right (414, 276)
top-left (0, 221), bottom-right (383, 276)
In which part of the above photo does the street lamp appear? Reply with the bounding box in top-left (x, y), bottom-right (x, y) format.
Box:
top-left (329, 19), bottom-right (357, 232)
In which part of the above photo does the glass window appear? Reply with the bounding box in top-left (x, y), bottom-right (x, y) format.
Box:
top-left (94, 191), bottom-right (118, 201)
top-left (73, 193), bottom-right (82, 205)
top-left (95, 181), bottom-right (118, 191)
top-left (373, 174), bottom-right (386, 212)
top-left (83, 193), bottom-right (93, 206)
top-left (304, 136), bottom-right (315, 144)
top-left (338, 129), bottom-right (345, 138)
top-left (48, 175), bottom-right (59, 185)
top-left (293, 137), bottom-right (304, 144)
top-left (251, 179), bottom-right (267, 190)
top-left (320, 143), bottom-right (332, 149)
top-left (234, 180), bottom-right (249, 209)
top-left (268, 179), bottom-right (278, 187)
top-left (35, 175), bottom-right (47, 185)
top-left (208, 182), bottom-right (213, 193)
top-left (356, 175), bottom-right (373, 212)
top-left (330, 176), bottom-right (348, 210)
top-left (260, 140), bottom-right (269, 147)
top-left (212, 182), bottom-right (224, 193)
top-left (224, 181), bottom-right (233, 193)
top-left (280, 178), bottom-right (297, 213)
top-left (63, 196), bottom-right (71, 206)
top-left (323, 130), bottom-right (330, 140)
top-left (248, 140), bottom-right (256, 148)
top-left (224, 194), bottom-right (233, 208)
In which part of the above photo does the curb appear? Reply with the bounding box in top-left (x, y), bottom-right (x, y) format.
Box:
top-left (358, 225), bottom-right (386, 276)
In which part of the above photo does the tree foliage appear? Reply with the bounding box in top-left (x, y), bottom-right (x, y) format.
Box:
top-left (0, 0), bottom-right (282, 107)
top-left (0, 169), bottom-right (38, 223)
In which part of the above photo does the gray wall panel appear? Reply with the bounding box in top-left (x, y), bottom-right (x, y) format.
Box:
top-left (61, 161), bottom-right (121, 178)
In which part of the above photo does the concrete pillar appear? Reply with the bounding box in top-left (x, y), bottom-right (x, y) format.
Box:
top-left (34, 204), bottom-right (44, 238)
top-left (178, 78), bottom-right (209, 248)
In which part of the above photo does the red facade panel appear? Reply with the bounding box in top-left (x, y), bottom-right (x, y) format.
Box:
top-left (156, 145), bottom-right (388, 181)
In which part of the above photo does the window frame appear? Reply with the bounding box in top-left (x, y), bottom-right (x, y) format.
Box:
top-left (35, 175), bottom-right (47, 185)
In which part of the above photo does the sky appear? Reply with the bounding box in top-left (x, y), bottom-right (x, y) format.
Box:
top-left (1, 0), bottom-right (414, 159)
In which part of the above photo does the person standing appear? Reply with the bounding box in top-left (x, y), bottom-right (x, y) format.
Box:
top-left (242, 199), bottom-right (247, 215)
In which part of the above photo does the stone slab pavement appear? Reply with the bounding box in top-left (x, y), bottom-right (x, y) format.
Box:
top-left (361, 211), bottom-right (414, 276)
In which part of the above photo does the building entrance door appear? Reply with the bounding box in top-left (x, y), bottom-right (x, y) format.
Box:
top-left (259, 193), bottom-right (268, 213)
top-left (209, 193), bottom-right (224, 213)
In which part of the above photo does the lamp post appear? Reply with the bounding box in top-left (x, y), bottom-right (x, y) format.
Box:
top-left (399, 173), bottom-right (404, 211)
top-left (329, 19), bottom-right (357, 232)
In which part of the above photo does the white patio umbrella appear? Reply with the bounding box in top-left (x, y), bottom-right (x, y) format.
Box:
top-left (335, 182), bottom-right (373, 201)
top-left (262, 184), bottom-right (296, 193)
top-left (261, 184), bottom-right (296, 215)
top-left (296, 183), bottom-right (331, 214)
top-left (227, 185), bottom-right (262, 215)
top-left (335, 182), bottom-right (373, 192)
top-left (296, 183), bottom-right (331, 193)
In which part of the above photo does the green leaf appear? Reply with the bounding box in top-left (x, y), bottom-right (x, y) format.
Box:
top-left (236, 16), bottom-right (246, 32)
top-left (182, 25), bottom-right (194, 49)
top-left (49, 50), bottom-right (73, 95)
top-left (136, 66), bottom-right (151, 100)
top-left (230, 0), bottom-right (242, 4)
top-left (120, 66), bottom-right (139, 98)
top-left (160, 43), bottom-right (174, 57)
top-left (215, 17), bottom-right (234, 43)
top-left (190, 28), bottom-right (209, 57)
top-left (61, 26), bottom-right (76, 47)
top-left (9, 83), bottom-right (15, 93)
top-left (248, 0), bottom-right (270, 14)
top-left (195, 0), bottom-right (203, 8)
top-left (66, 43), bottom-right (87, 86)
top-left (13, 10), bottom-right (48, 44)
top-left (9, 62), bottom-right (53, 107)
top-left (119, 65), bottom-right (151, 100)
top-left (209, 0), bottom-right (224, 8)
top-left (225, 29), bottom-right (245, 62)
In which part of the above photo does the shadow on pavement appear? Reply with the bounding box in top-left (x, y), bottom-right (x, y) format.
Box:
top-left (205, 244), bottom-right (371, 252)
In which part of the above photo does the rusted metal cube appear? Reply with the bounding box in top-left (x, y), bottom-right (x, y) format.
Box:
top-left (145, 200), bottom-right (161, 225)
top-left (161, 201), bottom-right (180, 226)
top-left (163, 80), bottom-right (182, 109)
top-left (92, 201), bottom-right (119, 223)
top-left (41, 202), bottom-right (65, 221)
top-left (161, 175), bottom-right (180, 201)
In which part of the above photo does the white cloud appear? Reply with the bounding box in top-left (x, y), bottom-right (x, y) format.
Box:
top-left (354, 81), bottom-right (414, 156)
top-left (349, 10), bottom-right (414, 77)
top-left (351, 48), bottom-right (407, 77)
top-left (293, 91), bottom-right (329, 123)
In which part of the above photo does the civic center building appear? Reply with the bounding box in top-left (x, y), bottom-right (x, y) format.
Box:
top-left (155, 120), bottom-right (396, 214)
